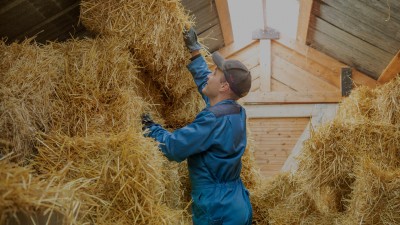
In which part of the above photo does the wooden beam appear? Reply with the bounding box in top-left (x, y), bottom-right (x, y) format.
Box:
top-left (259, 40), bottom-right (272, 92)
top-left (296, 0), bottom-right (314, 44)
top-left (244, 104), bottom-right (338, 118)
top-left (378, 49), bottom-right (400, 84)
top-left (215, 0), bottom-right (234, 45)
top-left (341, 67), bottom-right (352, 96)
top-left (217, 40), bottom-right (257, 58)
top-left (243, 91), bottom-right (342, 104)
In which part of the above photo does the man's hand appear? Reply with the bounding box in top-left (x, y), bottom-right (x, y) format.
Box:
top-left (183, 27), bottom-right (202, 53)
top-left (141, 113), bottom-right (156, 131)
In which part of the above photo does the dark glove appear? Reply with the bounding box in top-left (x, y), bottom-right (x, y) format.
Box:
top-left (183, 27), bottom-right (202, 52)
top-left (141, 113), bottom-right (156, 131)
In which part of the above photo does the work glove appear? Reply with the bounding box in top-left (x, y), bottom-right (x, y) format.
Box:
top-left (183, 27), bottom-right (202, 52)
top-left (141, 113), bottom-right (156, 131)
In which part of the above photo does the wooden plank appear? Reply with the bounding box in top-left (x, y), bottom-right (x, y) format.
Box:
top-left (245, 104), bottom-right (328, 118)
top-left (217, 40), bottom-right (257, 58)
top-left (215, 0), bottom-right (234, 45)
top-left (272, 54), bottom-right (338, 92)
top-left (250, 77), bottom-right (261, 92)
top-left (248, 117), bottom-right (310, 178)
top-left (272, 41), bottom-right (340, 88)
top-left (271, 78), bottom-right (295, 92)
top-left (378, 49), bottom-right (400, 84)
top-left (243, 91), bottom-right (342, 104)
top-left (320, 0), bottom-right (400, 43)
top-left (274, 37), bottom-right (378, 88)
top-left (259, 40), bottom-right (272, 92)
top-left (282, 104), bottom-right (338, 173)
top-left (361, 0), bottom-right (400, 22)
top-left (309, 16), bottom-right (393, 79)
top-left (297, 0), bottom-right (314, 44)
top-left (314, 0), bottom-right (400, 55)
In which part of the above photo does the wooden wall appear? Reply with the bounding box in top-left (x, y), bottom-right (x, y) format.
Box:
top-left (248, 117), bottom-right (309, 178)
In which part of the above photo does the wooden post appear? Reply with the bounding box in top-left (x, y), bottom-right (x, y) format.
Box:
top-left (259, 40), bottom-right (272, 92)
top-left (215, 0), bottom-right (234, 45)
top-left (378, 49), bottom-right (400, 83)
top-left (296, 0), bottom-right (314, 44)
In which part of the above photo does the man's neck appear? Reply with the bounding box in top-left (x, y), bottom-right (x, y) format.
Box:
top-left (209, 96), bottom-right (234, 107)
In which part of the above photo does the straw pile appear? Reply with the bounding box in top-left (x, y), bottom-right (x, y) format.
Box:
top-left (80, 0), bottom-right (199, 100)
top-left (0, 155), bottom-right (83, 224)
top-left (0, 0), bottom-right (260, 224)
top-left (0, 40), bottom-right (63, 163)
top-left (250, 76), bottom-right (400, 224)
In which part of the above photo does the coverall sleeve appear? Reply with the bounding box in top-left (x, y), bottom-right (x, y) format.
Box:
top-left (186, 56), bottom-right (211, 106)
top-left (146, 110), bottom-right (216, 162)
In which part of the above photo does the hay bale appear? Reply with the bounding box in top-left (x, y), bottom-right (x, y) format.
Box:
top-left (49, 37), bottom-right (148, 136)
top-left (337, 76), bottom-right (400, 126)
top-left (342, 158), bottom-right (400, 224)
top-left (0, 156), bottom-right (82, 224)
top-left (336, 86), bottom-right (377, 123)
top-left (0, 40), bottom-right (63, 163)
top-left (80, 0), bottom-right (198, 99)
top-left (241, 137), bottom-right (262, 190)
top-left (374, 76), bottom-right (400, 125)
top-left (162, 87), bottom-right (205, 128)
top-left (34, 131), bottom-right (190, 224)
top-left (251, 173), bottom-right (296, 224)
top-left (296, 121), bottom-right (400, 187)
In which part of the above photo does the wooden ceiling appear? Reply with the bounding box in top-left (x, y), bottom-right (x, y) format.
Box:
top-left (0, 0), bottom-right (224, 53)
top-left (307, 0), bottom-right (400, 80)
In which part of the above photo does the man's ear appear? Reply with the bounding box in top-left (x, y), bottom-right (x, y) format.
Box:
top-left (220, 82), bottom-right (230, 92)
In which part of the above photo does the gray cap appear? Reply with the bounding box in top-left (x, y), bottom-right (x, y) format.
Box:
top-left (212, 52), bottom-right (252, 98)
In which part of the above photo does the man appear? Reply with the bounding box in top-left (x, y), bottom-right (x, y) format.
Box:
top-left (142, 27), bottom-right (252, 225)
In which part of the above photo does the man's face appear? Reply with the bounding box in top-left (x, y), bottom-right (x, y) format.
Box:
top-left (202, 68), bottom-right (226, 98)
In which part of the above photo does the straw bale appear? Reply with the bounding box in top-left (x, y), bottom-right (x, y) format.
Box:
top-left (80, 0), bottom-right (198, 99)
top-left (49, 37), bottom-right (148, 136)
top-left (343, 158), bottom-right (400, 225)
top-left (34, 130), bottom-right (190, 224)
top-left (0, 155), bottom-right (83, 224)
top-left (337, 76), bottom-right (400, 126)
top-left (336, 86), bottom-right (377, 123)
top-left (268, 189), bottom-right (317, 225)
top-left (0, 40), bottom-right (63, 163)
top-left (241, 136), bottom-right (263, 190)
top-left (373, 75), bottom-right (400, 125)
top-left (251, 173), bottom-right (297, 224)
top-left (296, 120), bottom-right (400, 192)
top-left (162, 87), bottom-right (205, 128)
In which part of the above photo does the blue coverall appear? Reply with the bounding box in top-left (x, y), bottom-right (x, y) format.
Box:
top-left (146, 56), bottom-right (252, 225)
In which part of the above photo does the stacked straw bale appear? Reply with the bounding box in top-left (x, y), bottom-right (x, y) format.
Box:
top-left (0, 156), bottom-right (83, 224)
top-left (251, 77), bottom-right (400, 224)
top-left (80, 0), bottom-right (198, 99)
top-left (0, 41), bottom-right (64, 163)
top-left (0, 0), bottom-right (264, 224)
